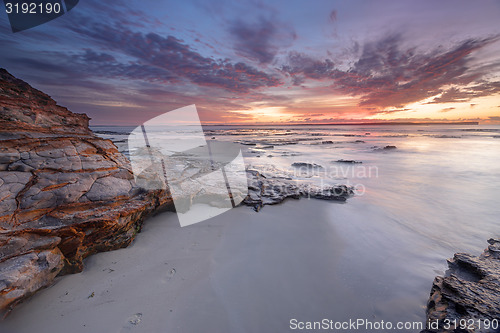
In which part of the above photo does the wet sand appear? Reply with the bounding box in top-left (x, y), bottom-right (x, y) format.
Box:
top-left (0, 198), bottom-right (444, 333)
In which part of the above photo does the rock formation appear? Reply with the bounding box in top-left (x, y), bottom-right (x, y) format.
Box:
top-left (421, 239), bottom-right (500, 333)
top-left (0, 69), bottom-right (173, 316)
top-left (244, 169), bottom-right (353, 211)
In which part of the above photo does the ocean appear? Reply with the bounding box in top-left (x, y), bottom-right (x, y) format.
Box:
top-left (92, 123), bottom-right (500, 255)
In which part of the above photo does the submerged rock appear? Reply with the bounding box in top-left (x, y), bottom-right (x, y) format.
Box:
top-left (291, 162), bottom-right (324, 169)
top-left (334, 159), bottom-right (362, 164)
top-left (372, 145), bottom-right (397, 151)
top-left (0, 69), bottom-right (173, 316)
top-left (421, 239), bottom-right (500, 333)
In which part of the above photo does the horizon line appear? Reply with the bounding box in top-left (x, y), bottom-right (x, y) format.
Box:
top-left (90, 121), bottom-right (480, 127)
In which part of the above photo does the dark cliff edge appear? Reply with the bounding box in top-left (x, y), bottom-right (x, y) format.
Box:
top-left (0, 69), bottom-right (174, 317)
top-left (421, 239), bottom-right (500, 333)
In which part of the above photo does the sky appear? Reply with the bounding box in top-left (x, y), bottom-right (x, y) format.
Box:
top-left (1, 0), bottom-right (500, 125)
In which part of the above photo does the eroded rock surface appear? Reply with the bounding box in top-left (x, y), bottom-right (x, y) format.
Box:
top-left (422, 239), bottom-right (500, 333)
top-left (244, 169), bottom-right (353, 211)
top-left (0, 69), bottom-right (173, 316)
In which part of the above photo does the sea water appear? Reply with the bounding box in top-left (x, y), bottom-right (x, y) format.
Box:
top-left (93, 123), bottom-right (500, 253)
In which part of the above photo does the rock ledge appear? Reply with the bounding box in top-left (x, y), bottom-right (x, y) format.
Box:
top-left (422, 239), bottom-right (500, 333)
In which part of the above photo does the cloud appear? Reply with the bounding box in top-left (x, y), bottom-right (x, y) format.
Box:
top-left (281, 52), bottom-right (335, 84)
top-left (329, 10), bottom-right (337, 22)
top-left (439, 107), bottom-right (456, 113)
top-left (62, 16), bottom-right (282, 93)
top-left (280, 34), bottom-right (500, 109)
top-left (332, 35), bottom-right (499, 108)
top-left (80, 49), bottom-right (116, 63)
top-left (228, 16), bottom-right (296, 64)
top-left (376, 108), bottom-right (412, 114)
top-left (2, 0), bottom-right (499, 125)
top-left (427, 81), bottom-right (500, 104)
top-left (427, 87), bottom-right (470, 104)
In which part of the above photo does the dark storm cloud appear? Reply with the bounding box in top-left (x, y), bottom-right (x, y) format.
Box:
top-left (228, 17), bottom-right (296, 64)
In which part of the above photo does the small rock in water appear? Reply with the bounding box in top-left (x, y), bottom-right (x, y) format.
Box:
top-left (291, 162), bottom-right (324, 169)
top-left (383, 145), bottom-right (397, 150)
top-left (167, 268), bottom-right (176, 278)
top-left (322, 140), bottom-right (334, 144)
top-left (237, 141), bottom-right (257, 146)
top-left (335, 159), bottom-right (362, 164)
top-left (128, 313), bottom-right (143, 325)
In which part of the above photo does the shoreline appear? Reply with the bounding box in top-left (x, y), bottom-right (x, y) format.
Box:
top-left (0, 198), bottom-right (433, 333)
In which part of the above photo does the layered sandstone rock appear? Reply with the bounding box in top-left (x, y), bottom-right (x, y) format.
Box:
top-left (422, 239), bottom-right (500, 333)
top-left (0, 69), bottom-right (173, 316)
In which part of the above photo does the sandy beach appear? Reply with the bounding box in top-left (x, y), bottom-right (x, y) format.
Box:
top-left (1, 196), bottom-right (445, 333)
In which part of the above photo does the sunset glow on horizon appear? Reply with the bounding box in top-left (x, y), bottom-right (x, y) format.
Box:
top-left (1, 0), bottom-right (499, 125)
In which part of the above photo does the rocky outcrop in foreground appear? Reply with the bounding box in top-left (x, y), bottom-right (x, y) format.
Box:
top-left (0, 69), bottom-right (173, 316)
top-left (422, 239), bottom-right (500, 333)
